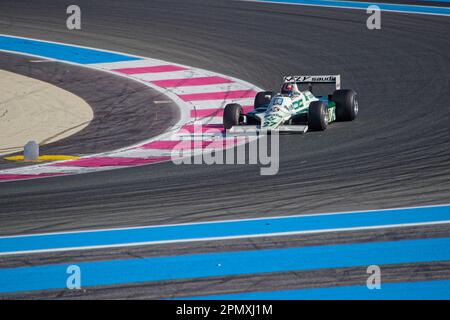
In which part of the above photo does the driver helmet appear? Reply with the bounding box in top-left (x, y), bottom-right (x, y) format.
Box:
top-left (282, 83), bottom-right (297, 96)
top-left (285, 84), bottom-right (294, 93)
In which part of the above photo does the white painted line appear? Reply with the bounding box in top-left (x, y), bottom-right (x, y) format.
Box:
top-left (153, 100), bottom-right (173, 104)
top-left (90, 59), bottom-right (170, 69)
top-left (2, 203), bottom-right (449, 239)
top-left (29, 59), bottom-right (54, 63)
top-left (191, 98), bottom-right (256, 109)
top-left (2, 220), bottom-right (450, 257)
top-left (108, 148), bottom-right (204, 158)
top-left (130, 69), bottom-right (215, 82)
top-left (244, 0), bottom-right (450, 17)
top-left (168, 82), bottom-right (251, 95)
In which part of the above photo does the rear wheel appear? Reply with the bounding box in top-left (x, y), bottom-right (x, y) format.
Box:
top-left (332, 89), bottom-right (358, 121)
top-left (254, 91), bottom-right (274, 109)
top-left (223, 103), bottom-right (244, 129)
top-left (308, 101), bottom-right (328, 131)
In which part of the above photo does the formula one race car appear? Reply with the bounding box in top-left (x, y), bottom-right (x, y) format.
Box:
top-left (223, 75), bottom-right (358, 133)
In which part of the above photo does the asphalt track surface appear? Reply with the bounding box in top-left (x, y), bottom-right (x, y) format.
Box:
top-left (0, 0), bottom-right (450, 298)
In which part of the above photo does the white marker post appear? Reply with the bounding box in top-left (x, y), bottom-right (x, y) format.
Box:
top-left (24, 141), bottom-right (39, 162)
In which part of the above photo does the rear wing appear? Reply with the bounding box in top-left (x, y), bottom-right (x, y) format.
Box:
top-left (283, 75), bottom-right (341, 90)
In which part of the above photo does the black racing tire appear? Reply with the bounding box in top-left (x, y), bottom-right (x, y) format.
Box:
top-left (332, 89), bottom-right (358, 121)
top-left (308, 101), bottom-right (328, 131)
top-left (223, 103), bottom-right (244, 129)
top-left (254, 91), bottom-right (274, 109)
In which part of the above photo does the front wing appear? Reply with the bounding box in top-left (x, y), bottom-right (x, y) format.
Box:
top-left (228, 125), bottom-right (308, 134)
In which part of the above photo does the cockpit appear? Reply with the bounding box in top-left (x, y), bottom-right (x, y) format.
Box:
top-left (281, 82), bottom-right (301, 96)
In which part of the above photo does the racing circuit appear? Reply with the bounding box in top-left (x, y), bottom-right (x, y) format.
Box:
top-left (0, 0), bottom-right (450, 299)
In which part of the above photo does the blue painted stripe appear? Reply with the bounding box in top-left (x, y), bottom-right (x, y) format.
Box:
top-left (183, 279), bottom-right (450, 300)
top-left (0, 237), bottom-right (449, 294)
top-left (1, 205), bottom-right (450, 254)
top-left (0, 35), bottom-right (141, 64)
top-left (253, 0), bottom-right (450, 15)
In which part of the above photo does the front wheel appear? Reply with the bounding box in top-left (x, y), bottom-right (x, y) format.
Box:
top-left (308, 101), bottom-right (328, 131)
top-left (254, 91), bottom-right (274, 109)
top-left (223, 103), bottom-right (244, 129)
top-left (332, 89), bottom-right (358, 121)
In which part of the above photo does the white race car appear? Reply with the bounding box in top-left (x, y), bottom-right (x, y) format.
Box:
top-left (223, 75), bottom-right (358, 133)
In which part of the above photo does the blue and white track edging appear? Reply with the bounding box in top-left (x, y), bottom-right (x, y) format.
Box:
top-left (246, 0), bottom-right (450, 16)
top-left (1, 203), bottom-right (450, 256)
top-left (0, 35), bottom-right (262, 182)
top-left (1, 233), bottom-right (450, 294)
